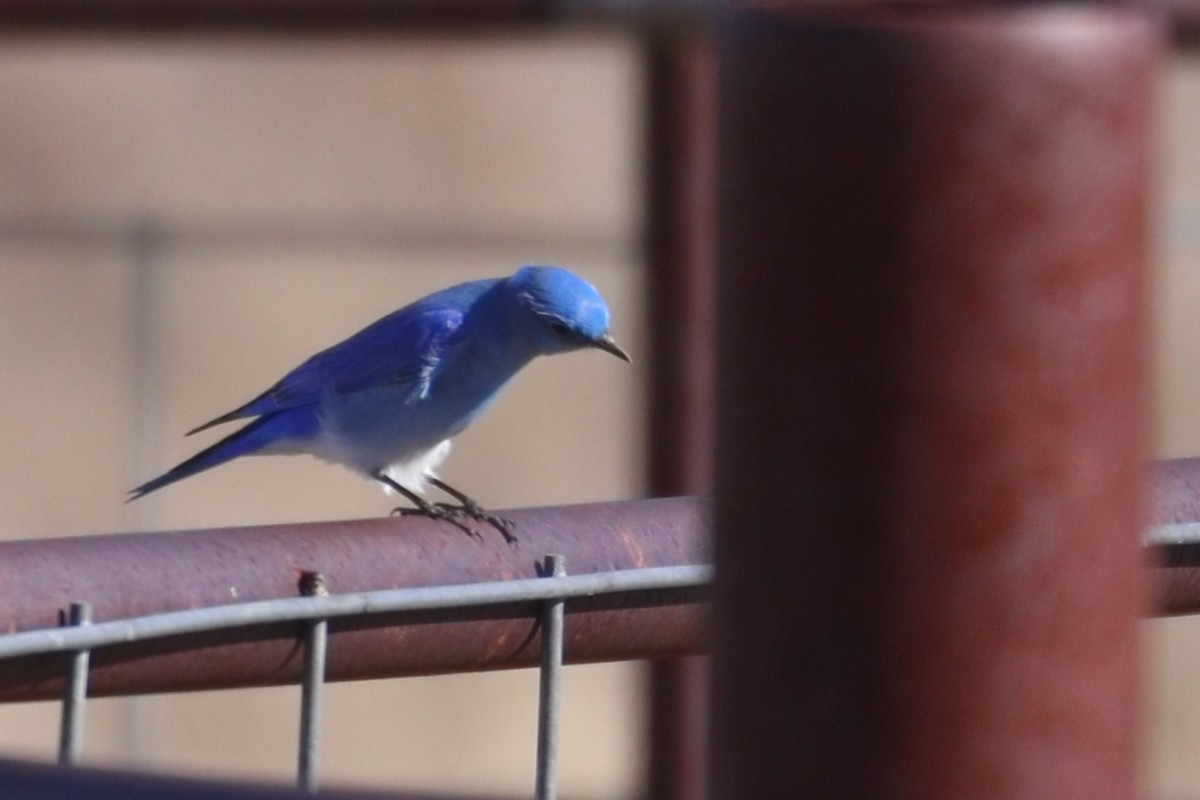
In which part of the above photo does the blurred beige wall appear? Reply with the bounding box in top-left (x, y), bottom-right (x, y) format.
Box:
top-left (1, 30), bottom-right (1200, 800)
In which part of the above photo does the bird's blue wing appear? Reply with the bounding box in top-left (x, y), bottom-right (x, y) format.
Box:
top-left (259, 306), bottom-right (462, 408)
top-left (188, 280), bottom-right (493, 435)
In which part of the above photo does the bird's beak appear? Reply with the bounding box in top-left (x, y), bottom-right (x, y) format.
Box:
top-left (594, 333), bottom-right (632, 363)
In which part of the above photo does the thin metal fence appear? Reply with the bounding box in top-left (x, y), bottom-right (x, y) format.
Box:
top-left (0, 558), bottom-right (712, 798)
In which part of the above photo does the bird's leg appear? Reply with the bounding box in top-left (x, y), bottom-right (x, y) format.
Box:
top-left (374, 471), bottom-right (482, 542)
top-left (426, 476), bottom-right (518, 546)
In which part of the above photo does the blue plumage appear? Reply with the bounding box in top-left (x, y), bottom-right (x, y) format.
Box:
top-left (129, 266), bottom-right (629, 542)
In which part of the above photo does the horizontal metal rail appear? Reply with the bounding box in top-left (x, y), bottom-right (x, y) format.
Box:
top-left (3, 468), bottom-right (1200, 701)
top-left (0, 565), bottom-right (710, 661)
top-left (0, 497), bottom-right (710, 701)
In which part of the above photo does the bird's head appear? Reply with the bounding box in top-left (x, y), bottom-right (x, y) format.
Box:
top-left (508, 265), bottom-right (631, 362)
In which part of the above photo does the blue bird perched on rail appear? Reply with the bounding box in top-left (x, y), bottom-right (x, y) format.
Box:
top-left (129, 265), bottom-right (631, 545)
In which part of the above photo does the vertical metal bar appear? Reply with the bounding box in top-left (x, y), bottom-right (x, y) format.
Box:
top-left (297, 572), bottom-right (328, 795)
top-left (712, 7), bottom-right (1155, 800)
top-left (645, 26), bottom-right (718, 800)
top-left (535, 554), bottom-right (566, 800)
top-left (58, 602), bottom-right (92, 766)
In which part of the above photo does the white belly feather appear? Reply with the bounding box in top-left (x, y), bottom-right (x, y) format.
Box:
top-left (380, 439), bottom-right (453, 495)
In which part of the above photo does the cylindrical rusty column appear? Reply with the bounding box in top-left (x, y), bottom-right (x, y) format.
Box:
top-left (712, 8), bottom-right (1156, 800)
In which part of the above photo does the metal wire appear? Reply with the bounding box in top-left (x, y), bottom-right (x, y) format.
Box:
top-left (0, 565), bottom-right (711, 661)
top-left (9, 563), bottom-right (712, 793)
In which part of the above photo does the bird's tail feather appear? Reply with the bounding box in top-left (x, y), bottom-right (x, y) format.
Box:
top-left (128, 412), bottom-right (313, 501)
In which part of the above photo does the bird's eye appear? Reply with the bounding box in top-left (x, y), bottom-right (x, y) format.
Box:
top-left (548, 321), bottom-right (572, 337)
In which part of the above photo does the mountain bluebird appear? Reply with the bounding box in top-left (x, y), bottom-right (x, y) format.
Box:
top-left (129, 265), bottom-right (630, 544)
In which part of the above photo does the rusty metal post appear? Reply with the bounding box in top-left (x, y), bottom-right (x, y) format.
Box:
top-left (645, 25), bottom-right (717, 800)
top-left (712, 8), bottom-right (1155, 800)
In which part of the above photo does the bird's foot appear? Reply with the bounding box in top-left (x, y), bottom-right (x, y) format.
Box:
top-left (434, 502), bottom-right (518, 548)
top-left (420, 477), bottom-right (519, 547)
top-left (390, 504), bottom-right (484, 543)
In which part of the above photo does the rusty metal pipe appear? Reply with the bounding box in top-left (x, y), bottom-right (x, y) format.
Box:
top-left (712, 7), bottom-right (1155, 800)
top-left (0, 477), bottom-right (1198, 707)
top-left (0, 498), bottom-right (709, 702)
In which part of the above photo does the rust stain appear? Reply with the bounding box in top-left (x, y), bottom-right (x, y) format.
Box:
top-left (620, 529), bottom-right (647, 567)
top-left (482, 629), bottom-right (511, 660)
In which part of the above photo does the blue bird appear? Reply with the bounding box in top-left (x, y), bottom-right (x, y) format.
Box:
top-left (129, 265), bottom-right (630, 543)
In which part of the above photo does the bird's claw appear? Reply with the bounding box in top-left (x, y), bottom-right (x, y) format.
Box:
top-left (433, 503), bottom-right (518, 548)
top-left (391, 504), bottom-right (484, 542)
top-left (388, 484), bottom-right (517, 547)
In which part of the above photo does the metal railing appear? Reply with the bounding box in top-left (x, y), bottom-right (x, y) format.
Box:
top-left (0, 498), bottom-right (710, 701)
top-left (5, 468), bottom-right (1200, 797)
top-left (0, 498), bottom-right (711, 797)
top-left (0, 549), bottom-right (710, 797)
